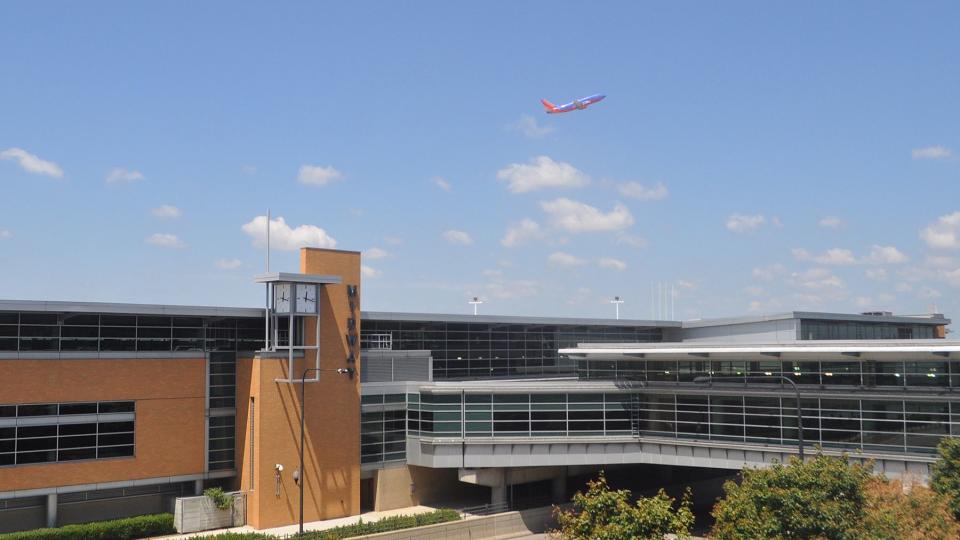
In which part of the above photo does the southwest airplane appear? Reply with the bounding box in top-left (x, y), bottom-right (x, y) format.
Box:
top-left (541, 94), bottom-right (606, 114)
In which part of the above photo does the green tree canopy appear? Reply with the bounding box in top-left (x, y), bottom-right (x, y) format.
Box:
top-left (711, 453), bottom-right (873, 540)
top-left (553, 472), bottom-right (694, 540)
top-left (931, 436), bottom-right (960, 520)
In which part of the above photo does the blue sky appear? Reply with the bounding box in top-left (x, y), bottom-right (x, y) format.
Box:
top-left (1, 2), bottom-right (958, 321)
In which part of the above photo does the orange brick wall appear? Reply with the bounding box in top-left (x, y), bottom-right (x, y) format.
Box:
top-left (0, 358), bottom-right (206, 492)
top-left (236, 248), bottom-right (361, 529)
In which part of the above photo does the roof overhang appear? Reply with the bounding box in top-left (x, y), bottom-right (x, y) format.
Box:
top-left (253, 272), bottom-right (342, 285)
top-left (561, 341), bottom-right (960, 360)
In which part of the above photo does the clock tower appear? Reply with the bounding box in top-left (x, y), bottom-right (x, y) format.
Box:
top-left (236, 248), bottom-right (361, 529)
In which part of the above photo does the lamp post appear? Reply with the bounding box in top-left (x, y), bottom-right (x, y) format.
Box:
top-left (469, 297), bottom-right (483, 315)
top-left (298, 367), bottom-right (355, 535)
top-left (610, 296), bottom-right (624, 320)
top-left (692, 374), bottom-right (805, 461)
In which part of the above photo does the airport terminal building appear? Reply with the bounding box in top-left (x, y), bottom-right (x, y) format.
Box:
top-left (0, 247), bottom-right (956, 532)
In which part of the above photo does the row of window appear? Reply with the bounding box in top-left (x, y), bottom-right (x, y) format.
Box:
top-left (0, 401), bottom-right (135, 467)
top-left (799, 320), bottom-right (937, 340)
top-left (0, 401), bottom-right (134, 417)
top-left (208, 416), bottom-right (235, 471)
top-left (361, 320), bottom-right (662, 380)
top-left (577, 359), bottom-right (960, 388)
top-left (360, 409), bottom-right (406, 465)
top-left (0, 312), bottom-right (263, 352)
top-left (405, 392), bottom-right (959, 455)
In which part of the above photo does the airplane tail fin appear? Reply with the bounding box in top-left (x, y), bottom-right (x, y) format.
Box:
top-left (541, 99), bottom-right (558, 113)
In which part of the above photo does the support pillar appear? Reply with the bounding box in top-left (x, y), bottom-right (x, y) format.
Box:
top-left (490, 469), bottom-right (507, 507)
top-left (552, 468), bottom-right (567, 503)
top-left (194, 479), bottom-right (203, 495)
top-left (46, 493), bottom-right (57, 528)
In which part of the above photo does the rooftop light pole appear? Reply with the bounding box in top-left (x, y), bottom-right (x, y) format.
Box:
top-left (693, 374), bottom-right (804, 461)
top-left (469, 296), bottom-right (483, 316)
top-left (610, 296), bottom-right (624, 320)
top-left (297, 366), bottom-right (355, 535)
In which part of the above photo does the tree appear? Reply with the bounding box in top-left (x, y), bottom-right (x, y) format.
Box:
top-left (711, 453), bottom-right (873, 540)
top-left (553, 472), bottom-right (694, 540)
top-left (862, 477), bottom-right (960, 540)
top-left (931, 436), bottom-right (960, 520)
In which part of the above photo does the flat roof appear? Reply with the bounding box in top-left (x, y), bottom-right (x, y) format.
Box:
top-left (0, 300), bottom-right (264, 318)
top-left (361, 311), bottom-right (679, 328)
top-left (562, 340), bottom-right (960, 356)
top-left (682, 311), bottom-right (950, 328)
top-left (253, 272), bottom-right (341, 285)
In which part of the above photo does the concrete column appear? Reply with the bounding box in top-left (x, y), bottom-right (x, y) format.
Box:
top-left (552, 469), bottom-right (567, 503)
top-left (46, 493), bottom-right (57, 528)
top-left (194, 479), bottom-right (203, 495)
top-left (490, 468), bottom-right (507, 507)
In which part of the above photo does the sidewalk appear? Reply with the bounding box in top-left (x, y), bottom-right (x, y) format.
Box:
top-left (155, 505), bottom-right (441, 539)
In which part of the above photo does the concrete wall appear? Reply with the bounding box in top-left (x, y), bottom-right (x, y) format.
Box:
top-left (350, 505), bottom-right (556, 540)
top-left (372, 466), bottom-right (414, 511)
top-left (174, 493), bottom-right (245, 534)
top-left (0, 357), bottom-right (206, 494)
top-left (681, 319), bottom-right (798, 343)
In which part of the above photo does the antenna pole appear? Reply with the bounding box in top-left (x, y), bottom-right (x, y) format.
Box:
top-left (266, 209), bottom-right (271, 272)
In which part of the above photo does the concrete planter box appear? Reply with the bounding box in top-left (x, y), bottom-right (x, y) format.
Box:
top-left (174, 492), bottom-right (245, 534)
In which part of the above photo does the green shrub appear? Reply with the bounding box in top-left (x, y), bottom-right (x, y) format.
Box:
top-left (932, 436), bottom-right (960, 520)
top-left (204, 487), bottom-right (235, 510)
top-left (0, 513), bottom-right (174, 540)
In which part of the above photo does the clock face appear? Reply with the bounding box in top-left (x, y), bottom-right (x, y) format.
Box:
top-left (295, 284), bottom-right (318, 314)
top-left (274, 283), bottom-right (292, 313)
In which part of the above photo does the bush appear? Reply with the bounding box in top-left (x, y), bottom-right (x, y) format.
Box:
top-left (711, 453), bottom-right (873, 540)
top-left (553, 472), bottom-right (694, 540)
top-left (204, 487), bottom-right (235, 510)
top-left (862, 478), bottom-right (960, 540)
top-left (932, 436), bottom-right (960, 520)
top-left (0, 513), bottom-right (174, 540)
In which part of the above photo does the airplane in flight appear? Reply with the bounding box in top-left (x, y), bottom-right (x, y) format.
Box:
top-left (540, 94), bottom-right (606, 114)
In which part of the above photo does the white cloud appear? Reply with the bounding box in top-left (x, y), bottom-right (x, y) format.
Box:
top-left (540, 198), bottom-right (634, 233)
top-left (146, 233), bottom-right (185, 249)
top-left (616, 233), bottom-right (648, 248)
top-left (548, 251), bottom-right (586, 267)
top-left (744, 286), bottom-right (764, 297)
top-left (0, 229), bottom-right (11, 239)
top-left (752, 263), bottom-right (786, 281)
top-left (865, 268), bottom-right (888, 281)
top-left (919, 286), bottom-right (942, 299)
top-left (482, 269), bottom-right (503, 278)
top-left (365, 247), bottom-right (389, 259)
top-left (925, 255), bottom-right (958, 269)
top-left (501, 219), bottom-right (544, 247)
top-left (864, 245), bottom-right (908, 265)
top-left (442, 230), bottom-right (473, 245)
top-left (241, 215), bottom-right (337, 250)
top-left (431, 176), bottom-right (451, 192)
top-left (921, 212), bottom-right (960, 249)
top-left (0, 148), bottom-right (63, 178)
top-left (912, 145), bottom-right (953, 160)
top-left (818, 216), bottom-right (843, 228)
top-left (105, 168), bottom-right (144, 183)
top-left (151, 205), bottom-right (181, 219)
top-left (216, 258), bottom-right (242, 270)
top-left (788, 268), bottom-right (844, 290)
top-left (511, 114), bottom-right (555, 139)
top-left (597, 257), bottom-right (627, 271)
top-left (617, 182), bottom-right (668, 201)
top-left (726, 214), bottom-right (766, 233)
top-left (297, 164), bottom-right (343, 186)
top-left (497, 156), bottom-right (589, 193)
top-left (384, 236), bottom-right (403, 246)
top-left (792, 247), bottom-right (857, 266)
top-left (362, 265), bottom-right (382, 278)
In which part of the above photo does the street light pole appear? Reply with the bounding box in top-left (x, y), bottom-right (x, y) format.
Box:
top-left (298, 367), bottom-right (355, 535)
top-left (693, 374), bottom-right (804, 461)
top-left (468, 297), bottom-right (483, 316)
top-left (610, 296), bottom-right (624, 320)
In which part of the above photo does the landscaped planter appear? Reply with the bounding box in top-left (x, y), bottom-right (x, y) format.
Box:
top-left (173, 492), bottom-right (245, 533)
